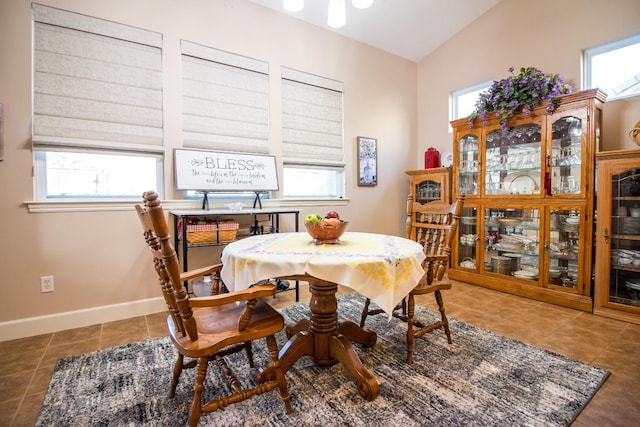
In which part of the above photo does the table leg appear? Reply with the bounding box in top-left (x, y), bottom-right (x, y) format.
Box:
top-left (259, 277), bottom-right (379, 401)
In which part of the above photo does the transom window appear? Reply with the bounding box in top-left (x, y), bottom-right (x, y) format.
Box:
top-left (450, 80), bottom-right (491, 131)
top-left (584, 33), bottom-right (640, 100)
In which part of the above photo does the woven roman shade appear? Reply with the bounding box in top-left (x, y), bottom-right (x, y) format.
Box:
top-left (281, 67), bottom-right (344, 165)
top-left (31, 3), bottom-right (163, 152)
top-left (181, 41), bottom-right (270, 154)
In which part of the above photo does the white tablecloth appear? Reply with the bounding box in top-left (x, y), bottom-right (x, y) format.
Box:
top-left (221, 232), bottom-right (426, 315)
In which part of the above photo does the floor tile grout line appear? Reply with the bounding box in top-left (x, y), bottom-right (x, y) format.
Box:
top-left (11, 333), bottom-right (55, 426)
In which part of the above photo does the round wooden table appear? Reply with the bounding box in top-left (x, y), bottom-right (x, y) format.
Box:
top-left (221, 232), bottom-right (426, 401)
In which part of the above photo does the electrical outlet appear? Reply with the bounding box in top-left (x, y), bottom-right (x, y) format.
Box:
top-left (41, 275), bottom-right (54, 293)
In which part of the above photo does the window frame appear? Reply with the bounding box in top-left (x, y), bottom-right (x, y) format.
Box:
top-left (583, 33), bottom-right (640, 101)
top-left (449, 80), bottom-right (492, 132)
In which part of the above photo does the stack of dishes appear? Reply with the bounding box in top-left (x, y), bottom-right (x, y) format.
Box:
top-left (549, 267), bottom-right (562, 285)
top-left (498, 218), bottom-right (523, 227)
top-left (493, 242), bottom-right (523, 252)
top-left (491, 256), bottom-right (511, 275)
top-left (620, 217), bottom-right (640, 235)
top-left (563, 215), bottom-right (580, 231)
top-left (460, 216), bottom-right (477, 226)
top-left (513, 268), bottom-right (538, 280)
top-left (503, 253), bottom-right (522, 272)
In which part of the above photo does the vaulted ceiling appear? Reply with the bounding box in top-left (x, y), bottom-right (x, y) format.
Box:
top-left (248, 0), bottom-right (502, 62)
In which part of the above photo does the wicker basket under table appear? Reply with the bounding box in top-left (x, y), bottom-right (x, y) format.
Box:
top-left (185, 220), bottom-right (239, 244)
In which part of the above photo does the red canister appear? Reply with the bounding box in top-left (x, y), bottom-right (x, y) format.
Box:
top-left (424, 147), bottom-right (440, 168)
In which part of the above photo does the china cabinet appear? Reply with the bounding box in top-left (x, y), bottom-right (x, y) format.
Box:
top-left (594, 149), bottom-right (640, 324)
top-left (406, 167), bottom-right (451, 205)
top-left (448, 89), bottom-right (606, 311)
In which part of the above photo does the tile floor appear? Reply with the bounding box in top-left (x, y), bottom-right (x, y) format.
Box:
top-left (1, 281), bottom-right (639, 426)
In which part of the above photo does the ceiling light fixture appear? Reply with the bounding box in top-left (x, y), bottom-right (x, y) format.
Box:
top-left (351, 0), bottom-right (373, 8)
top-left (283, 0), bottom-right (372, 29)
top-left (283, 0), bottom-right (304, 12)
top-left (327, 0), bottom-right (346, 28)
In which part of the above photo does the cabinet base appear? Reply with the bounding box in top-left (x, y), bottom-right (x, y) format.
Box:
top-left (449, 269), bottom-right (593, 312)
top-left (593, 306), bottom-right (640, 325)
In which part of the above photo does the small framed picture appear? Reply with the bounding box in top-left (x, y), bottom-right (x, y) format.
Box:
top-left (357, 136), bottom-right (377, 186)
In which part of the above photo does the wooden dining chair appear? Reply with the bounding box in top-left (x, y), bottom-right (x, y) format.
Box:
top-left (136, 191), bottom-right (292, 427)
top-left (360, 195), bottom-right (464, 364)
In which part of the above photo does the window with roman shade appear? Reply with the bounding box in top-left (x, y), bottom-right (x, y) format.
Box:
top-left (181, 41), bottom-right (270, 154)
top-left (281, 67), bottom-right (345, 199)
top-left (32, 3), bottom-right (163, 152)
top-left (31, 3), bottom-right (164, 200)
top-left (281, 67), bottom-right (344, 164)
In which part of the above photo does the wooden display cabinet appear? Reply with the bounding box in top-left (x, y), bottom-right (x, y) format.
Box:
top-left (448, 89), bottom-right (607, 312)
top-left (594, 149), bottom-right (640, 324)
top-left (406, 167), bottom-right (451, 205)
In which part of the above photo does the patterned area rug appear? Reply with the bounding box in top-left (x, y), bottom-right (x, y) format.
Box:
top-left (37, 293), bottom-right (608, 426)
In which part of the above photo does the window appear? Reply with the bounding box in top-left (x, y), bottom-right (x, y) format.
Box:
top-left (35, 150), bottom-right (162, 199)
top-left (283, 165), bottom-right (344, 198)
top-left (450, 81), bottom-right (491, 131)
top-left (584, 33), bottom-right (640, 100)
top-left (32, 4), bottom-right (163, 200)
top-left (281, 68), bottom-right (345, 199)
top-left (180, 41), bottom-right (270, 154)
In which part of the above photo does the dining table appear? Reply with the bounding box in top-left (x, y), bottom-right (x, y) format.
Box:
top-left (220, 231), bottom-right (426, 401)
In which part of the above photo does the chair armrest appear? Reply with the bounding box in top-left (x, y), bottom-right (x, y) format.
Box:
top-left (188, 284), bottom-right (277, 307)
top-left (179, 264), bottom-right (223, 282)
top-left (423, 254), bottom-right (449, 263)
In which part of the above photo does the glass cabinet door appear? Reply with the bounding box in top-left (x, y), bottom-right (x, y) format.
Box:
top-left (415, 179), bottom-right (442, 204)
top-left (548, 208), bottom-right (581, 289)
top-left (609, 169), bottom-right (640, 307)
top-left (484, 207), bottom-right (540, 279)
top-left (549, 113), bottom-right (586, 196)
top-left (457, 134), bottom-right (479, 196)
top-left (484, 123), bottom-right (542, 195)
top-left (458, 206), bottom-right (478, 270)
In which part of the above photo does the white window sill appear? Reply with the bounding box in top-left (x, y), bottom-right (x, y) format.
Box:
top-left (25, 198), bottom-right (349, 213)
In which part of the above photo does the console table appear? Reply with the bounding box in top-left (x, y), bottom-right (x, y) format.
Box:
top-left (170, 208), bottom-right (300, 299)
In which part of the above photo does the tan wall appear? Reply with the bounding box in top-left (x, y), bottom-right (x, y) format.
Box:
top-left (0, 0), bottom-right (417, 336)
top-left (416, 0), bottom-right (640, 167)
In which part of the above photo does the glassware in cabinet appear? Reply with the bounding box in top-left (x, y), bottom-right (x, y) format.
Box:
top-left (406, 168), bottom-right (451, 205)
top-left (456, 133), bottom-right (479, 196)
top-left (457, 206), bottom-right (478, 270)
top-left (547, 208), bottom-right (582, 290)
top-left (483, 207), bottom-right (540, 280)
top-left (548, 112), bottom-right (587, 196)
top-left (484, 123), bottom-right (542, 195)
top-left (415, 180), bottom-right (442, 203)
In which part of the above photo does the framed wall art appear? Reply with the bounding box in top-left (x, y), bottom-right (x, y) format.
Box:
top-left (357, 136), bottom-right (377, 186)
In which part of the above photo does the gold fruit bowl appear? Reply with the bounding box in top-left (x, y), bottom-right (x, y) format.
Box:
top-left (305, 220), bottom-right (348, 244)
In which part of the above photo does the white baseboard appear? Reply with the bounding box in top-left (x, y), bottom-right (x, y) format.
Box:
top-left (0, 297), bottom-right (166, 342)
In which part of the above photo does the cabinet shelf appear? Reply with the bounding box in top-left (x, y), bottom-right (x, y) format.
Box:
top-left (612, 234), bottom-right (640, 241)
top-left (611, 264), bottom-right (640, 272)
